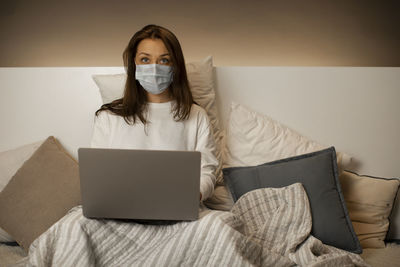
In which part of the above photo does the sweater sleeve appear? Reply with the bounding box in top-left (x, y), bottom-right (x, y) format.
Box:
top-left (90, 111), bottom-right (111, 148)
top-left (195, 109), bottom-right (219, 201)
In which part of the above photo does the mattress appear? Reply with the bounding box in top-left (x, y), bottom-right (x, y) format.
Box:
top-left (1, 242), bottom-right (400, 266)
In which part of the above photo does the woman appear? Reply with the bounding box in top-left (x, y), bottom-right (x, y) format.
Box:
top-left (90, 24), bottom-right (218, 202)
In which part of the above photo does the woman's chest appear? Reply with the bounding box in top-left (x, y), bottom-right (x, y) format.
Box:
top-left (109, 116), bottom-right (197, 150)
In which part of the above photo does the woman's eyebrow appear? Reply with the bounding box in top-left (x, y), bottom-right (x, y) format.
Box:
top-left (138, 52), bottom-right (170, 56)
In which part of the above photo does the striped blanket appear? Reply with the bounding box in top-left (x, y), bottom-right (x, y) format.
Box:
top-left (21, 183), bottom-right (368, 266)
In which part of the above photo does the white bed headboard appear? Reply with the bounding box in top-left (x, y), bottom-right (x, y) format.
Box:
top-left (1, 67), bottom-right (399, 178)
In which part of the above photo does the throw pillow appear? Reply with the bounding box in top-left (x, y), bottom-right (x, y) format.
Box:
top-left (339, 170), bottom-right (400, 248)
top-left (203, 184), bottom-right (234, 211)
top-left (0, 140), bottom-right (44, 242)
top-left (223, 147), bottom-right (362, 253)
top-left (0, 136), bottom-right (81, 251)
top-left (387, 190), bottom-right (400, 241)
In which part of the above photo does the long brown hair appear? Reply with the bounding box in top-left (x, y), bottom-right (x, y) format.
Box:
top-left (95, 24), bottom-right (194, 125)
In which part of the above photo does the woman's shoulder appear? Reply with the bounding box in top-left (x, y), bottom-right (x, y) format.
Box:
top-left (95, 109), bottom-right (112, 118)
top-left (94, 109), bottom-right (121, 125)
top-left (190, 103), bottom-right (211, 126)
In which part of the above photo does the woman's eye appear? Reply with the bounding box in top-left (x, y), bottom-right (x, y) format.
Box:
top-left (140, 58), bottom-right (149, 63)
top-left (160, 58), bottom-right (170, 64)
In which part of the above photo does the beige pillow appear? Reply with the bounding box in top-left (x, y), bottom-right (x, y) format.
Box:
top-left (0, 136), bottom-right (81, 251)
top-left (0, 140), bottom-right (44, 242)
top-left (92, 56), bottom-right (224, 186)
top-left (203, 184), bottom-right (234, 211)
top-left (0, 141), bottom-right (44, 192)
top-left (339, 170), bottom-right (400, 248)
top-left (223, 102), bottom-right (352, 172)
top-left (387, 190), bottom-right (400, 241)
top-left (185, 56), bottom-right (224, 186)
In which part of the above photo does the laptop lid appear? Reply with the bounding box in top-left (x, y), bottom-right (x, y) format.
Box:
top-left (78, 148), bottom-right (201, 221)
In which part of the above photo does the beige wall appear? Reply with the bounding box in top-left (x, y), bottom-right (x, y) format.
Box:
top-left (1, 0), bottom-right (399, 67)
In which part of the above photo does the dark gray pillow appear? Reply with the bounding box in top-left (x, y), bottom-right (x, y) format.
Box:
top-left (223, 147), bottom-right (362, 254)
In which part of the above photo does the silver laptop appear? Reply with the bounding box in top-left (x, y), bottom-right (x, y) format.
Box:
top-left (78, 148), bottom-right (201, 221)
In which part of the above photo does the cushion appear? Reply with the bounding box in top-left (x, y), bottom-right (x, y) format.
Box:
top-left (223, 102), bottom-right (352, 174)
top-left (92, 73), bottom-right (126, 104)
top-left (0, 136), bottom-right (81, 251)
top-left (0, 140), bottom-right (44, 242)
top-left (388, 190), bottom-right (400, 241)
top-left (223, 147), bottom-right (362, 253)
top-left (92, 56), bottom-right (225, 187)
top-left (202, 184), bottom-right (234, 211)
top-left (360, 242), bottom-right (400, 267)
top-left (339, 170), bottom-right (400, 248)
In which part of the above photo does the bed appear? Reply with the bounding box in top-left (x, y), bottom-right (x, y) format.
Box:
top-left (0, 57), bottom-right (399, 266)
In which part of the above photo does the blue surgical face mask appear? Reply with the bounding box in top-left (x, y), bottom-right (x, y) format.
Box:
top-left (135, 63), bottom-right (173, 95)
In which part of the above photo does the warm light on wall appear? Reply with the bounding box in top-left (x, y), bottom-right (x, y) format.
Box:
top-left (1, 0), bottom-right (399, 67)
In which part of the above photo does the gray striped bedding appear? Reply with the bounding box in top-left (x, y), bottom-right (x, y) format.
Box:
top-left (19, 183), bottom-right (369, 266)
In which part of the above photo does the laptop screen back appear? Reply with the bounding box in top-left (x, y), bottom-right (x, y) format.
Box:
top-left (78, 148), bottom-right (201, 220)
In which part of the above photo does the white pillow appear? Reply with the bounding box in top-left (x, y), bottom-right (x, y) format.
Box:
top-left (91, 56), bottom-right (225, 186)
top-left (0, 140), bottom-right (44, 242)
top-left (223, 102), bottom-right (352, 172)
top-left (92, 73), bottom-right (126, 104)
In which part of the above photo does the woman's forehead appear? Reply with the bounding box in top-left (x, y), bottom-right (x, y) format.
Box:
top-left (136, 38), bottom-right (169, 56)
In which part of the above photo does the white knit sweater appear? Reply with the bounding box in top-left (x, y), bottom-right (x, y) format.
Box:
top-left (90, 100), bottom-right (218, 201)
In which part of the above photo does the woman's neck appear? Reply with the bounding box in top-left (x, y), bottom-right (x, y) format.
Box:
top-left (146, 89), bottom-right (172, 103)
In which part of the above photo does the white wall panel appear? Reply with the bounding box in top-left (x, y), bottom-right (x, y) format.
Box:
top-left (1, 67), bottom-right (399, 178)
